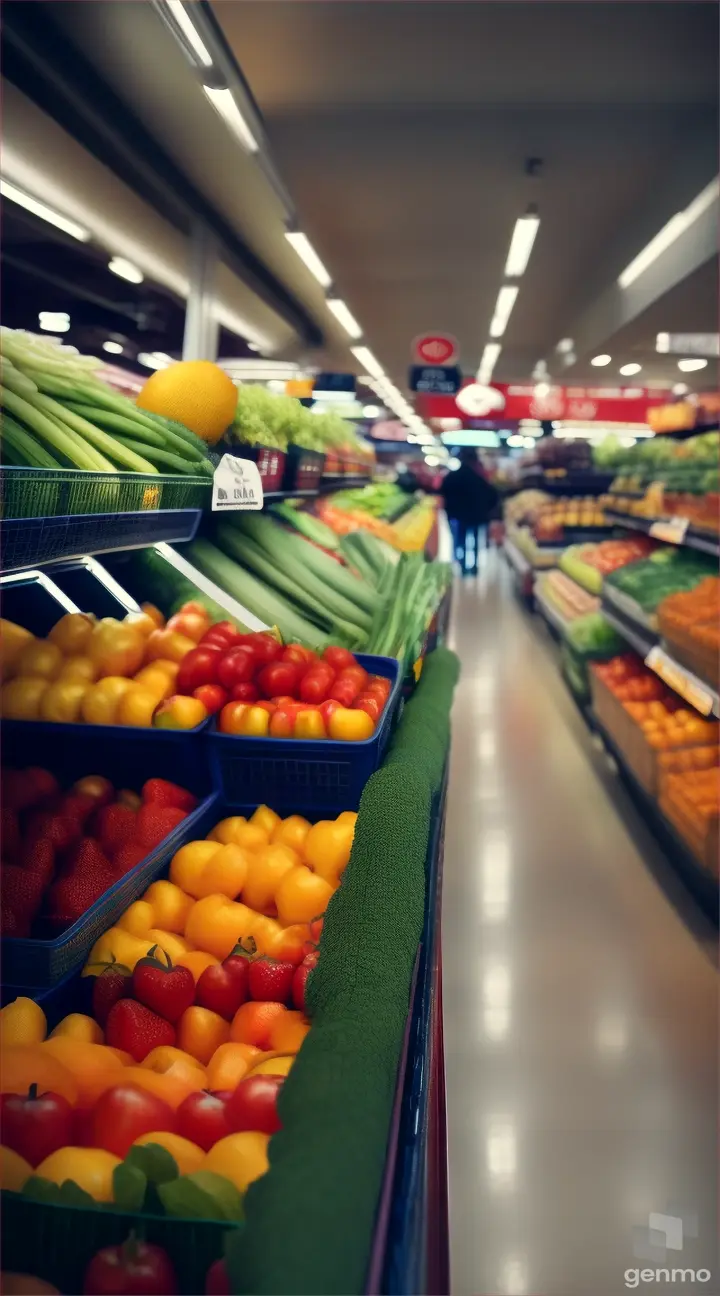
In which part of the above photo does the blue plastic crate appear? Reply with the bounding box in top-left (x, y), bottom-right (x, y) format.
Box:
top-left (1, 736), bottom-right (219, 988)
top-left (208, 653), bottom-right (402, 812)
top-left (1, 509), bottom-right (202, 574)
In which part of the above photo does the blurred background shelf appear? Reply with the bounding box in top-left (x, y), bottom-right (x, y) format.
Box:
top-left (1, 509), bottom-right (202, 574)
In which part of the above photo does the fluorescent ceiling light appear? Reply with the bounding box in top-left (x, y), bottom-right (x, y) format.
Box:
top-left (102, 340), bottom-right (124, 355)
top-left (677, 357), bottom-right (708, 372)
top-left (590, 354), bottom-right (611, 367)
top-left (350, 346), bottom-right (385, 380)
top-left (672, 382), bottom-right (689, 395)
top-left (618, 176), bottom-right (719, 288)
top-left (203, 86), bottom-right (258, 154)
top-left (362, 405), bottom-right (380, 418)
top-left (108, 256), bottom-right (144, 284)
top-left (1, 178), bottom-right (90, 242)
top-left (503, 214), bottom-right (540, 277)
top-left (38, 311), bottom-right (70, 333)
top-left (476, 343), bottom-right (502, 383)
top-left (619, 363), bottom-right (642, 376)
top-left (285, 230), bottom-right (331, 288)
top-left (506, 434), bottom-right (524, 448)
top-left (489, 285), bottom-right (519, 339)
top-left (326, 297), bottom-right (362, 340)
top-left (556, 338), bottom-right (574, 354)
top-left (656, 332), bottom-right (670, 353)
top-left (247, 343), bottom-right (260, 353)
top-left (163, 0), bottom-right (214, 67)
top-left (521, 436), bottom-right (537, 449)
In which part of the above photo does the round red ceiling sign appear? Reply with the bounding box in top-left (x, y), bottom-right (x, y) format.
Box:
top-left (413, 333), bottom-right (458, 366)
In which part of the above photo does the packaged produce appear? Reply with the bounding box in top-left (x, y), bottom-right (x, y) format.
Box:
top-left (605, 550), bottom-right (716, 623)
top-left (0, 768), bottom-right (197, 937)
top-left (657, 576), bottom-right (720, 686)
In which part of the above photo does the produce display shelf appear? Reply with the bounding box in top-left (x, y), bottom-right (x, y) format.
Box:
top-left (604, 509), bottom-right (720, 558)
top-left (379, 771), bottom-right (449, 1296)
top-left (592, 718), bottom-right (719, 922)
top-left (511, 471), bottom-right (616, 496)
top-left (1, 509), bottom-right (202, 574)
top-left (261, 475), bottom-right (373, 502)
top-left (534, 585), bottom-right (574, 640)
top-left (602, 601), bottom-right (720, 719)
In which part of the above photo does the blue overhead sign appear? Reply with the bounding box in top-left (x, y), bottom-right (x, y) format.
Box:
top-left (409, 364), bottom-right (462, 395)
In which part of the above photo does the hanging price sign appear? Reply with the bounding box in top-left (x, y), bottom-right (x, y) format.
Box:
top-left (644, 645), bottom-right (716, 717)
top-left (212, 455), bottom-right (264, 511)
top-left (649, 517), bottom-right (690, 544)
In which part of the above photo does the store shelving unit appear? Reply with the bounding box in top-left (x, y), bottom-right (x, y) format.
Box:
top-left (601, 597), bottom-right (720, 718)
top-left (502, 537), bottom-right (534, 602)
top-left (604, 509), bottom-right (719, 558)
top-left (533, 584), bottom-right (572, 640)
top-left (0, 509), bottom-right (203, 575)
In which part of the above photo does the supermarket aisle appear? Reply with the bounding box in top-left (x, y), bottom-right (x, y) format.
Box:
top-left (442, 552), bottom-right (718, 1296)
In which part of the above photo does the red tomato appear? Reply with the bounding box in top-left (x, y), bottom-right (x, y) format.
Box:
top-left (236, 633), bottom-right (283, 666)
top-left (269, 708), bottom-right (295, 738)
top-left (227, 1074), bottom-right (284, 1135)
top-left (354, 692), bottom-right (381, 723)
top-left (200, 623), bottom-right (241, 650)
top-left (270, 695), bottom-right (296, 707)
top-left (176, 646), bottom-right (222, 694)
top-left (91, 1084), bottom-right (176, 1159)
top-left (322, 645), bottom-right (357, 672)
top-left (217, 647), bottom-right (256, 691)
top-left (192, 683), bottom-right (228, 715)
top-left (282, 645), bottom-right (317, 676)
top-left (83, 1236), bottom-right (178, 1296)
top-left (342, 664), bottom-right (369, 691)
top-left (230, 681), bottom-right (258, 703)
top-left (329, 671), bottom-right (362, 707)
top-left (369, 674), bottom-right (391, 699)
top-left (299, 665), bottom-right (335, 704)
top-left (319, 698), bottom-right (342, 726)
top-left (176, 1089), bottom-right (234, 1152)
top-left (257, 661), bottom-right (301, 699)
top-left (294, 708), bottom-right (327, 740)
top-left (218, 701), bottom-right (249, 734)
top-left (0, 1085), bottom-right (73, 1167)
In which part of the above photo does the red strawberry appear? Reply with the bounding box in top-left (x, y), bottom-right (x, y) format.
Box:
top-left (58, 792), bottom-right (96, 825)
top-left (132, 949), bottom-right (195, 1024)
top-left (95, 803), bottom-right (137, 856)
top-left (2, 864), bottom-right (45, 923)
top-left (19, 839), bottom-right (55, 886)
top-left (196, 949), bottom-right (249, 1020)
top-left (2, 768), bottom-right (54, 812)
top-left (113, 842), bottom-right (148, 874)
top-left (25, 767), bottom-right (60, 804)
top-left (292, 950), bottom-right (319, 1013)
top-left (248, 957), bottom-right (295, 1003)
top-left (105, 997), bottom-right (176, 1062)
top-left (135, 805), bottom-right (187, 851)
top-left (45, 840), bottom-right (115, 925)
top-left (142, 779), bottom-right (197, 813)
top-left (25, 812), bottom-right (81, 853)
top-left (1, 808), bottom-right (20, 862)
top-left (90, 959), bottom-right (133, 1027)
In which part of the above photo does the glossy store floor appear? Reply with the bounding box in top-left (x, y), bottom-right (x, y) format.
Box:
top-left (442, 552), bottom-right (718, 1296)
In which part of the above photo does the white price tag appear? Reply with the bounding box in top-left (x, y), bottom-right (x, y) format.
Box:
top-left (212, 455), bottom-right (264, 511)
top-left (649, 516), bottom-right (689, 544)
top-left (645, 645), bottom-right (715, 716)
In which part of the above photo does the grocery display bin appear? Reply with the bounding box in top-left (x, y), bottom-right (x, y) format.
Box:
top-left (0, 466), bottom-right (211, 519)
top-left (208, 653), bottom-right (402, 811)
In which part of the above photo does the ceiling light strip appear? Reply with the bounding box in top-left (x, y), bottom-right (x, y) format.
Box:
top-left (1, 179), bottom-right (91, 242)
top-left (503, 214), bottom-right (540, 278)
top-left (618, 176), bottom-right (719, 288)
top-left (326, 297), bottom-right (363, 340)
top-left (162, 0), bottom-right (214, 67)
top-left (489, 285), bottom-right (519, 339)
top-left (202, 86), bottom-right (259, 154)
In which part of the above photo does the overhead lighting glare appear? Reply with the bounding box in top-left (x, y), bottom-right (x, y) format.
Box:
top-left (618, 177), bottom-right (719, 288)
top-left (477, 343), bottom-right (502, 383)
top-left (489, 285), bottom-right (519, 339)
top-left (503, 213), bottom-right (540, 277)
top-left (102, 340), bottom-right (124, 355)
top-left (506, 434), bottom-right (525, 448)
top-left (362, 405), bottom-right (380, 419)
top-left (325, 297), bottom-right (363, 340)
top-left (556, 338), bottom-right (574, 354)
top-left (656, 332), bottom-right (670, 353)
top-left (619, 363), bottom-right (642, 376)
top-left (1, 179), bottom-right (91, 242)
top-left (203, 86), bottom-right (259, 154)
top-left (672, 382), bottom-right (689, 395)
top-left (108, 257), bottom-right (144, 284)
top-left (138, 351), bottom-right (173, 370)
top-left (162, 0), bottom-right (214, 67)
top-left (285, 230), bottom-right (332, 288)
top-left (677, 357), bottom-right (708, 372)
top-left (38, 311), bottom-right (70, 333)
top-left (534, 382), bottom-right (550, 398)
top-left (590, 354), bottom-right (612, 367)
top-left (350, 346), bottom-right (385, 380)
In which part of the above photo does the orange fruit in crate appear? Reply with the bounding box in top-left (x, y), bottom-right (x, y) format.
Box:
top-left (203, 1131), bottom-right (269, 1194)
top-left (185, 895), bottom-right (257, 960)
top-left (265, 922), bottom-right (312, 965)
top-left (177, 1006), bottom-right (231, 1066)
top-left (0, 997), bottom-right (47, 1047)
top-left (120, 1063), bottom-right (205, 1109)
top-left (177, 950), bottom-right (220, 981)
top-left (170, 840), bottom-right (221, 893)
top-left (0, 1145), bottom-right (34, 1193)
top-left (186, 843), bottom-right (249, 901)
top-left (272, 815), bottom-right (312, 854)
top-left (242, 844), bottom-right (298, 913)
top-left (137, 361), bottom-right (237, 445)
top-left (141, 1045), bottom-right (206, 1076)
top-left (35, 1147), bottom-right (120, 1203)
top-left (275, 866), bottom-right (334, 926)
top-left (143, 880), bottom-right (194, 934)
top-left (248, 915), bottom-right (284, 955)
top-left (303, 820), bottom-right (354, 883)
top-left (41, 1039), bottom-right (126, 1106)
top-left (268, 1010), bottom-right (310, 1055)
top-left (206, 1042), bottom-right (262, 1091)
top-left (247, 1052), bottom-right (295, 1078)
top-left (132, 1130), bottom-right (205, 1174)
top-left (250, 805), bottom-right (280, 836)
top-left (230, 1002), bottom-right (288, 1051)
top-left (49, 1014), bottom-right (104, 1045)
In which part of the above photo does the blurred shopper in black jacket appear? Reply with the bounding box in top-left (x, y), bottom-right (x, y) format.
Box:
top-left (442, 449), bottom-right (499, 574)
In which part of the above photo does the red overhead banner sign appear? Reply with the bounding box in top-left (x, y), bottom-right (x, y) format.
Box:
top-left (417, 381), bottom-right (674, 424)
top-left (412, 333), bottom-right (459, 366)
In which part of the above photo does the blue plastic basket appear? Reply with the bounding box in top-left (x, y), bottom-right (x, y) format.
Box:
top-left (1, 735), bottom-right (219, 987)
top-left (1, 508), bottom-right (202, 574)
top-left (208, 654), bottom-right (402, 812)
